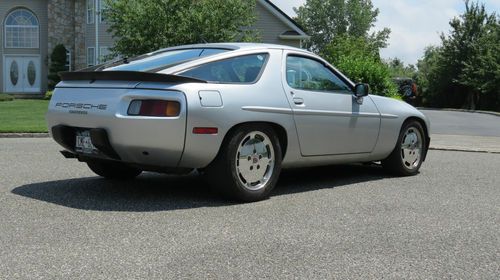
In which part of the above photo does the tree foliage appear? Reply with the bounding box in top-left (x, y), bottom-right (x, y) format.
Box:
top-left (105, 0), bottom-right (259, 57)
top-left (387, 58), bottom-right (417, 79)
top-left (295, 0), bottom-right (395, 97)
top-left (417, 1), bottom-right (500, 110)
top-left (48, 44), bottom-right (67, 90)
top-left (295, 0), bottom-right (390, 52)
top-left (321, 35), bottom-right (398, 98)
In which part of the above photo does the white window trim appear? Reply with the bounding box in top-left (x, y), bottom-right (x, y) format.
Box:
top-left (4, 10), bottom-right (40, 49)
top-left (87, 47), bottom-right (95, 66)
top-left (99, 46), bottom-right (111, 62)
top-left (99, 0), bottom-right (107, 23)
top-left (66, 49), bottom-right (72, 71)
top-left (87, 0), bottom-right (95, 24)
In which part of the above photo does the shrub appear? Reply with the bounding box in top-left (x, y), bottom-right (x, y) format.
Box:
top-left (333, 55), bottom-right (399, 98)
top-left (48, 44), bottom-right (68, 90)
top-left (44, 91), bottom-right (54, 100)
top-left (0, 94), bottom-right (14, 102)
top-left (321, 35), bottom-right (399, 98)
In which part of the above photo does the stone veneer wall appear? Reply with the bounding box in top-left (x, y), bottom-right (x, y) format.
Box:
top-left (47, 0), bottom-right (75, 67)
top-left (74, 0), bottom-right (87, 70)
top-left (47, 0), bottom-right (86, 71)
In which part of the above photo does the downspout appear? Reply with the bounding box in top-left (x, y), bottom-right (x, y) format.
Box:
top-left (95, 0), bottom-right (99, 65)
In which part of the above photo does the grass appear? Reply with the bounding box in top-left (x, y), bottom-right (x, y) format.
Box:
top-left (0, 99), bottom-right (49, 133)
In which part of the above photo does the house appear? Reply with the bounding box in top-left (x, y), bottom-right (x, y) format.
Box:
top-left (0, 0), bottom-right (308, 96)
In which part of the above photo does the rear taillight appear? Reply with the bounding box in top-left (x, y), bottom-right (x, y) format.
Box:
top-left (127, 100), bottom-right (180, 117)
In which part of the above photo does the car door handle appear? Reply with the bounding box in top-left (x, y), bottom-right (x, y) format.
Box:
top-left (293, 97), bottom-right (304, 105)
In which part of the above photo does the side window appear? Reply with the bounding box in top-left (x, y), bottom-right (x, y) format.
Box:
top-left (286, 56), bottom-right (351, 92)
top-left (180, 54), bottom-right (268, 83)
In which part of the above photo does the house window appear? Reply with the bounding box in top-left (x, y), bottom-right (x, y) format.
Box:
top-left (99, 46), bottom-right (111, 62)
top-left (99, 0), bottom-right (109, 22)
top-left (4, 9), bottom-right (39, 48)
top-left (87, 47), bottom-right (95, 66)
top-left (87, 0), bottom-right (95, 24)
top-left (66, 49), bottom-right (72, 71)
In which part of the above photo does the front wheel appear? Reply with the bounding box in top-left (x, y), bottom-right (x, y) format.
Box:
top-left (205, 125), bottom-right (282, 202)
top-left (87, 159), bottom-right (142, 180)
top-left (382, 121), bottom-right (427, 176)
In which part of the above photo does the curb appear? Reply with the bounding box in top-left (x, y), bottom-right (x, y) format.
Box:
top-left (429, 147), bottom-right (500, 154)
top-left (0, 133), bottom-right (49, 138)
top-left (418, 107), bottom-right (500, 117)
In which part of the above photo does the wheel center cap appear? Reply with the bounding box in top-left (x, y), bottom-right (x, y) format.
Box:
top-left (252, 156), bottom-right (259, 164)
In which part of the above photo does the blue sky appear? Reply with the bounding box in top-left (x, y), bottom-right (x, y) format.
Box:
top-left (270, 0), bottom-right (500, 65)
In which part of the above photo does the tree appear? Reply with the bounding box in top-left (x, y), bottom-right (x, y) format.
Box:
top-left (387, 58), bottom-right (417, 79)
top-left (417, 1), bottom-right (499, 110)
top-left (453, 3), bottom-right (500, 110)
top-left (295, 0), bottom-right (390, 52)
top-left (295, 0), bottom-right (396, 98)
top-left (105, 0), bottom-right (259, 57)
top-left (415, 46), bottom-right (445, 106)
top-left (48, 44), bottom-right (67, 90)
top-left (321, 35), bottom-right (398, 98)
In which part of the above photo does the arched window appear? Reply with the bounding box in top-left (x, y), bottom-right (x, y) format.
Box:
top-left (4, 9), bottom-right (39, 48)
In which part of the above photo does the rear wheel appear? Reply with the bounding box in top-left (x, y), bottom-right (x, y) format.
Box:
top-left (206, 125), bottom-right (282, 202)
top-left (382, 121), bottom-right (426, 176)
top-left (87, 159), bottom-right (142, 180)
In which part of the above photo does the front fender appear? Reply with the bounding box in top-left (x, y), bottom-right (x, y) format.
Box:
top-left (369, 95), bottom-right (430, 160)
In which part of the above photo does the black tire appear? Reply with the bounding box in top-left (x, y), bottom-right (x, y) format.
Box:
top-left (382, 120), bottom-right (427, 176)
top-left (205, 124), bottom-right (282, 202)
top-left (87, 159), bottom-right (142, 180)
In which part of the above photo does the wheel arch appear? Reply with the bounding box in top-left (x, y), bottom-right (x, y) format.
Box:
top-left (219, 121), bottom-right (288, 159)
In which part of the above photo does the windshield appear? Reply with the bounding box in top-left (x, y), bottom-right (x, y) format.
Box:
top-left (103, 48), bottom-right (230, 72)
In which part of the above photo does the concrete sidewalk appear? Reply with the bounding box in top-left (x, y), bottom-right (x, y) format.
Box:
top-left (430, 134), bottom-right (500, 154)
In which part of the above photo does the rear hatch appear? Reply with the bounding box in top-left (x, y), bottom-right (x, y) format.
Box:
top-left (46, 77), bottom-right (190, 168)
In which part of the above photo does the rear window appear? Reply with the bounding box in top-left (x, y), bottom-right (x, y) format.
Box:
top-left (104, 48), bottom-right (229, 72)
top-left (180, 53), bottom-right (269, 83)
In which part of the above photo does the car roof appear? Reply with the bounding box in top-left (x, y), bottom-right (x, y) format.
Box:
top-left (97, 43), bottom-right (317, 74)
top-left (150, 42), bottom-right (308, 55)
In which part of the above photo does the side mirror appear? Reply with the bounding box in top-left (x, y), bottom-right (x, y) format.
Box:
top-left (354, 83), bottom-right (370, 97)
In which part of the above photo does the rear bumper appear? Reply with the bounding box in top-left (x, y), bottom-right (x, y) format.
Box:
top-left (46, 87), bottom-right (188, 168)
top-left (52, 125), bottom-right (121, 160)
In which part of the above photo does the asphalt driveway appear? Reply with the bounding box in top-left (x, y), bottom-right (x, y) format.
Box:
top-left (0, 138), bottom-right (499, 279)
top-left (421, 109), bottom-right (500, 137)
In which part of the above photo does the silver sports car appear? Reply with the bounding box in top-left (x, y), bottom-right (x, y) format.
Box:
top-left (47, 43), bottom-right (430, 201)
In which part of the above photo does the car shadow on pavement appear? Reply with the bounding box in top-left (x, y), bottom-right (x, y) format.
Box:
top-left (11, 164), bottom-right (390, 212)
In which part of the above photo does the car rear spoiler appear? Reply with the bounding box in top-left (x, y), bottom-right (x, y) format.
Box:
top-left (59, 71), bottom-right (207, 84)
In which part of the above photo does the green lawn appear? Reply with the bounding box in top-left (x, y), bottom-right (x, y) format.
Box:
top-left (0, 99), bottom-right (49, 133)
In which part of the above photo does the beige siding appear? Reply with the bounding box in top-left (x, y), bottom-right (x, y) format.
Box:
top-left (253, 2), bottom-right (301, 47)
top-left (85, 17), bottom-right (116, 64)
top-left (0, 0), bottom-right (48, 94)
